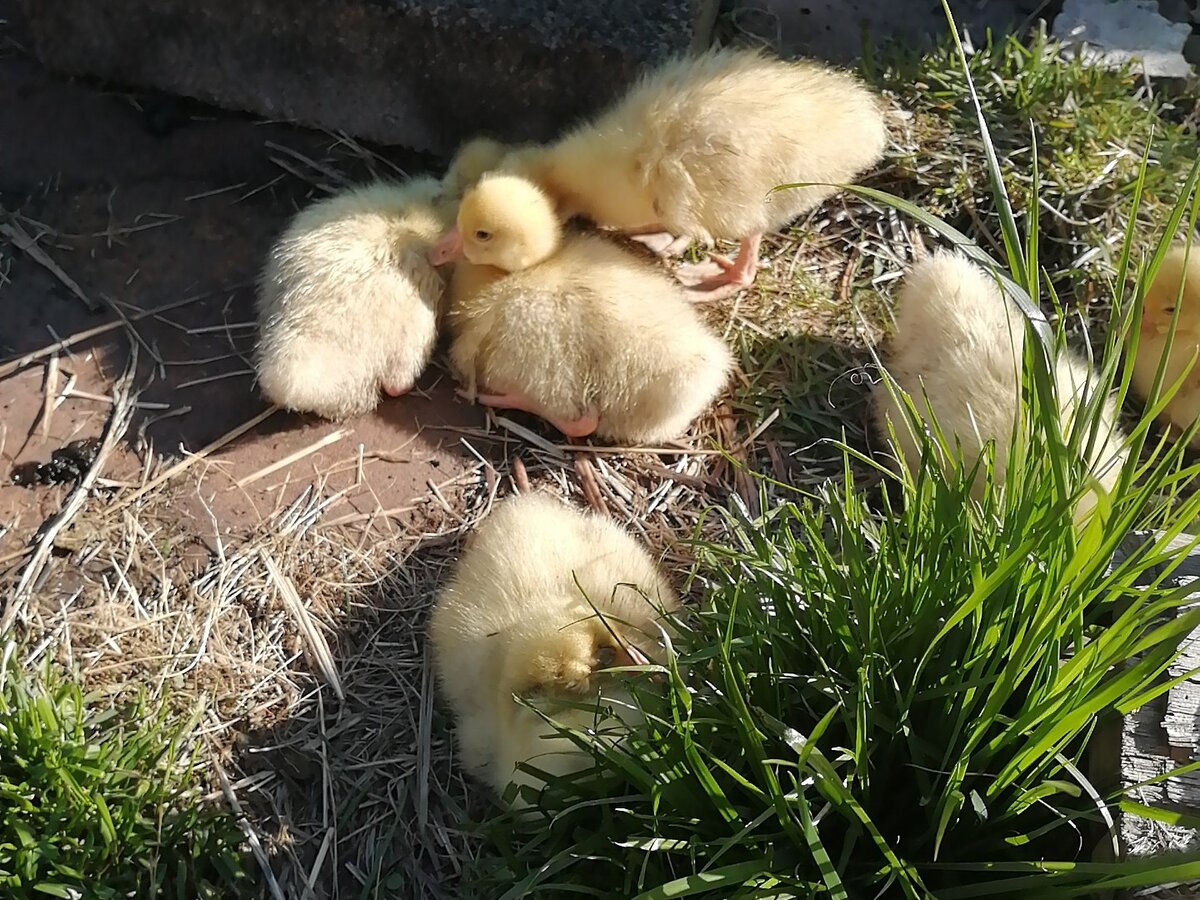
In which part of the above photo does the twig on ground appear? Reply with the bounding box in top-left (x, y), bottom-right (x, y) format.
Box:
top-left (236, 429), bottom-right (349, 488)
top-left (0, 213), bottom-right (101, 311)
top-left (0, 290), bottom-right (230, 379)
top-left (491, 415), bottom-right (566, 459)
top-left (38, 355), bottom-right (60, 442)
top-left (175, 369), bottom-right (254, 390)
top-left (265, 140), bottom-right (351, 189)
top-left (98, 291), bottom-right (165, 373)
top-left (260, 548), bottom-right (345, 701)
top-left (215, 760), bottom-right (286, 900)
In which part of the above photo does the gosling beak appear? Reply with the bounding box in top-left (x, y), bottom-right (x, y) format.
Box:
top-left (427, 227), bottom-right (464, 266)
top-left (621, 643), bottom-right (666, 685)
top-left (613, 643), bottom-right (652, 668)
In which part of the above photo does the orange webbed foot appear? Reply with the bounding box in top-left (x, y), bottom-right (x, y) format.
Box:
top-left (629, 231), bottom-right (693, 258)
top-left (677, 233), bottom-right (763, 302)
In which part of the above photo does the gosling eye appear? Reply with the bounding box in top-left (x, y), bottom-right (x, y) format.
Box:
top-left (474, 229), bottom-right (492, 242)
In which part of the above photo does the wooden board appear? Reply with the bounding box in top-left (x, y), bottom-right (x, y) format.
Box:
top-left (1117, 531), bottom-right (1200, 859)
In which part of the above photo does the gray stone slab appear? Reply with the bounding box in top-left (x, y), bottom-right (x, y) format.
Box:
top-left (19, 0), bottom-right (718, 156)
top-left (1055, 0), bottom-right (1193, 77)
top-left (731, 0), bottom-right (1044, 64)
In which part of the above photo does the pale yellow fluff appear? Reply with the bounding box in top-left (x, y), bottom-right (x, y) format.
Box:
top-left (524, 47), bottom-right (888, 242)
top-left (255, 178), bottom-right (449, 419)
top-left (440, 136), bottom-right (541, 200)
top-left (1130, 244), bottom-right (1200, 449)
top-left (442, 137), bottom-right (511, 199)
top-left (447, 174), bottom-right (734, 444)
top-left (429, 493), bottom-right (680, 802)
top-left (873, 251), bottom-right (1127, 521)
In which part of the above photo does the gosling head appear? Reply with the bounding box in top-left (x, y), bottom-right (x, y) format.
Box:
top-left (1143, 245), bottom-right (1200, 338)
top-left (503, 617), bottom-right (653, 700)
top-left (442, 136), bottom-right (511, 199)
top-left (427, 174), bottom-right (562, 272)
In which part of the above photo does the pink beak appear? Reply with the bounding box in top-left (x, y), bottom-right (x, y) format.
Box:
top-left (427, 227), bottom-right (465, 266)
top-left (614, 643), bottom-right (652, 668)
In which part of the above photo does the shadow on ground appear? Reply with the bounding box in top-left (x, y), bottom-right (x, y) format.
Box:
top-left (0, 3), bottom-right (502, 558)
top-left (731, 327), bottom-right (881, 489)
top-left (235, 535), bottom-right (491, 899)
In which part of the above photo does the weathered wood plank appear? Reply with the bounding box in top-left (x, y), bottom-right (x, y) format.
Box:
top-left (1118, 531), bottom-right (1200, 858)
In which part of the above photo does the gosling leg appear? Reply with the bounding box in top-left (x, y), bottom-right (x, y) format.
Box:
top-left (628, 229), bottom-right (692, 258)
top-left (473, 390), bottom-right (599, 439)
top-left (381, 378), bottom-right (413, 397)
top-left (678, 233), bottom-right (763, 301)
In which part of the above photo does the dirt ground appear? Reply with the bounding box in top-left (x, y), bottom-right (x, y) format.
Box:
top-left (0, 2), bottom-right (506, 563)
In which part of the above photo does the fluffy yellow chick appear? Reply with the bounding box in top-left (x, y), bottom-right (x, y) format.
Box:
top-left (255, 177), bottom-right (449, 419)
top-left (429, 492), bottom-right (680, 802)
top-left (518, 48), bottom-right (888, 299)
top-left (873, 251), bottom-right (1127, 521)
top-left (1130, 244), bottom-right (1200, 448)
top-left (426, 173), bottom-right (734, 444)
top-left (441, 137), bottom-right (693, 259)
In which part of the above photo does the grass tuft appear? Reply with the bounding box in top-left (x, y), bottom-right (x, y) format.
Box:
top-left (866, 28), bottom-right (1199, 325)
top-left (0, 644), bottom-right (249, 899)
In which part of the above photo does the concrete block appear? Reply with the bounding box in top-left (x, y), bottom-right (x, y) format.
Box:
top-left (730, 0), bottom-right (1038, 64)
top-left (19, 0), bottom-right (718, 156)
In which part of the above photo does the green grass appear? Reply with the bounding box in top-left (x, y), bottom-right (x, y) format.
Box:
top-left (0, 645), bottom-right (249, 899)
top-left (733, 330), bottom-right (874, 458)
top-left (463, 11), bottom-right (1200, 898)
top-left (865, 28), bottom-right (1199, 323)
